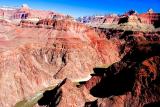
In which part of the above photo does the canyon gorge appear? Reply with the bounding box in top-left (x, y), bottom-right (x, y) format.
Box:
top-left (0, 4), bottom-right (160, 107)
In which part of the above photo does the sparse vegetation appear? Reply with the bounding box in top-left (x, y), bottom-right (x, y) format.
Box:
top-left (15, 85), bottom-right (56, 107)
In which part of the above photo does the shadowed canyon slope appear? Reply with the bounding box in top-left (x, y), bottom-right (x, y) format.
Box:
top-left (85, 42), bottom-right (160, 107)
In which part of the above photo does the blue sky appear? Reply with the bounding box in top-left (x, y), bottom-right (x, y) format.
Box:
top-left (0, 0), bottom-right (160, 17)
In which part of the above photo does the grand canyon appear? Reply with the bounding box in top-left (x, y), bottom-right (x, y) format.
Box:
top-left (0, 3), bottom-right (160, 107)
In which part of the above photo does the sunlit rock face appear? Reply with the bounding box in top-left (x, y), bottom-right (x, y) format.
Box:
top-left (0, 18), bottom-right (120, 107)
top-left (138, 9), bottom-right (160, 28)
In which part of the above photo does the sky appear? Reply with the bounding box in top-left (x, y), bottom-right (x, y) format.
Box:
top-left (0, 0), bottom-right (160, 17)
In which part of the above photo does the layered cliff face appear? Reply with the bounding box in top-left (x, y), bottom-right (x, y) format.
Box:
top-left (0, 19), bottom-right (120, 107)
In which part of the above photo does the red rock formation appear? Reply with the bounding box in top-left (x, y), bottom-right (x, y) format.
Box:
top-left (32, 41), bottom-right (160, 107)
top-left (84, 42), bottom-right (160, 107)
top-left (2, 7), bottom-right (160, 107)
top-left (0, 5), bottom-right (65, 20)
top-left (87, 9), bottom-right (160, 29)
top-left (0, 19), bottom-right (120, 107)
top-left (138, 9), bottom-right (160, 27)
top-left (118, 10), bottom-right (160, 28)
top-left (103, 15), bottom-right (119, 24)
